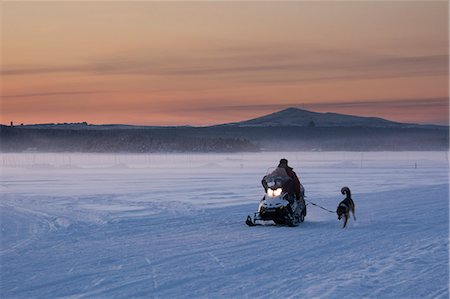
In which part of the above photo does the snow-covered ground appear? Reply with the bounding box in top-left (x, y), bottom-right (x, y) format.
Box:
top-left (1, 152), bottom-right (448, 298)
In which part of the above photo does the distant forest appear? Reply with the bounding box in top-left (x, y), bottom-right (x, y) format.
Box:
top-left (0, 125), bottom-right (448, 152)
top-left (0, 126), bottom-right (258, 153)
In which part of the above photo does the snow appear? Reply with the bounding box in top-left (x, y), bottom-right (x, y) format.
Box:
top-left (1, 152), bottom-right (448, 298)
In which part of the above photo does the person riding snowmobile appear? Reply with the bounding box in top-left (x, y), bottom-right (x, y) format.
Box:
top-left (246, 158), bottom-right (307, 226)
top-left (262, 158), bottom-right (303, 202)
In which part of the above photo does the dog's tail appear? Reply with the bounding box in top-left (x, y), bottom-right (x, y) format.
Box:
top-left (341, 186), bottom-right (351, 198)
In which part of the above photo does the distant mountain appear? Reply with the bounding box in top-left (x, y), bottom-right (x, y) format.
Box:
top-left (223, 107), bottom-right (415, 128)
top-left (11, 108), bottom-right (445, 130)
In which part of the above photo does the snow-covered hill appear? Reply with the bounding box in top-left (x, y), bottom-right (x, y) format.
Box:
top-left (10, 107), bottom-right (444, 130)
top-left (1, 152), bottom-right (448, 298)
top-left (226, 107), bottom-right (409, 127)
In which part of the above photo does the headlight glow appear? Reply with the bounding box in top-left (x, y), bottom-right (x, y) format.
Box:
top-left (273, 188), bottom-right (282, 197)
top-left (267, 188), bottom-right (282, 197)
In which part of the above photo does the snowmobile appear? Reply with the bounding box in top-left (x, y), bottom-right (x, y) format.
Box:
top-left (246, 168), bottom-right (306, 227)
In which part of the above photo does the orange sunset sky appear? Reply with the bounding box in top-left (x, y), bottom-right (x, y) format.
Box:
top-left (1, 1), bottom-right (449, 126)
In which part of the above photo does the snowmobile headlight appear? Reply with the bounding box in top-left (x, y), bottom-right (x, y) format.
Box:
top-left (273, 188), bottom-right (282, 197)
top-left (267, 188), bottom-right (282, 197)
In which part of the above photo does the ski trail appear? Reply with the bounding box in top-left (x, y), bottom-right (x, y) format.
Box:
top-left (207, 252), bottom-right (226, 269)
top-left (145, 257), bottom-right (159, 290)
top-left (91, 277), bottom-right (106, 287)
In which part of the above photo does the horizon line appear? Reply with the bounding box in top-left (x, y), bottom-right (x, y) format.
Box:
top-left (3, 106), bottom-right (449, 127)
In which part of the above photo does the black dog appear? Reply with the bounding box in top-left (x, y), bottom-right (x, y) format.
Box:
top-left (336, 187), bottom-right (356, 228)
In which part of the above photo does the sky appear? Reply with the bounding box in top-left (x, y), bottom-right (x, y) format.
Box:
top-left (1, 1), bottom-right (449, 126)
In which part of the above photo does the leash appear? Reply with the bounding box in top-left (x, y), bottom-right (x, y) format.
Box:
top-left (305, 199), bottom-right (335, 214)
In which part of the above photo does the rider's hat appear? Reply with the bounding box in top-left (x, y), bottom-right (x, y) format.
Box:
top-left (279, 158), bottom-right (288, 166)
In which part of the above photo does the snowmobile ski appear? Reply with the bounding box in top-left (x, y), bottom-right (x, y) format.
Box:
top-left (245, 215), bottom-right (258, 226)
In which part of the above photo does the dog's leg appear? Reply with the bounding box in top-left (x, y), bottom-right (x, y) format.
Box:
top-left (351, 205), bottom-right (356, 221)
top-left (343, 214), bottom-right (348, 228)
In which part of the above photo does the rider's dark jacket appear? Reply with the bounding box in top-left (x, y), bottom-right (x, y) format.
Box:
top-left (281, 165), bottom-right (301, 197)
top-left (262, 165), bottom-right (301, 199)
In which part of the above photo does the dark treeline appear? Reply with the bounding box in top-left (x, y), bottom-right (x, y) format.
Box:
top-left (197, 126), bottom-right (449, 151)
top-left (0, 126), bottom-right (258, 153)
top-left (0, 125), bottom-right (448, 152)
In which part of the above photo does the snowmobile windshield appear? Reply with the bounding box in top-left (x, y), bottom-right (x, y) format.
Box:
top-left (264, 167), bottom-right (291, 188)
